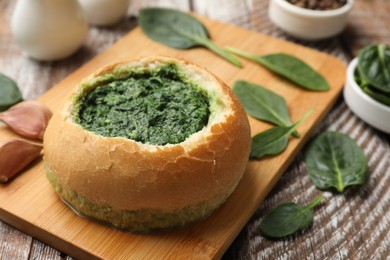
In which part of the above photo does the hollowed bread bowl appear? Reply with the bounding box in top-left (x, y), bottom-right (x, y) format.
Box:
top-left (43, 56), bottom-right (251, 233)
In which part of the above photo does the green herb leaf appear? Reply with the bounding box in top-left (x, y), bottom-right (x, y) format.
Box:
top-left (355, 50), bottom-right (390, 106)
top-left (304, 131), bottom-right (369, 192)
top-left (233, 80), bottom-right (298, 136)
top-left (0, 73), bottom-right (23, 112)
top-left (358, 44), bottom-right (390, 93)
top-left (226, 47), bottom-right (330, 91)
top-left (138, 8), bottom-right (242, 67)
top-left (250, 109), bottom-right (313, 159)
top-left (362, 86), bottom-right (390, 106)
top-left (260, 195), bottom-right (323, 238)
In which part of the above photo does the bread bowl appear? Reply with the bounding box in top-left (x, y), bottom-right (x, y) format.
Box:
top-left (43, 56), bottom-right (251, 233)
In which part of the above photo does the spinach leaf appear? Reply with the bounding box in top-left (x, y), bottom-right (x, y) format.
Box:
top-left (250, 109), bottom-right (313, 159)
top-left (358, 44), bottom-right (390, 93)
top-left (0, 73), bottom-right (23, 112)
top-left (233, 80), bottom-right (295, 132)
top-left (356, 69), bottom-right (390, 105)
top-left (138, 8), bottom-right (242, 67)
top-left (304, 131), bottom-right (369, 193)
top-left (226, 47), bottom-right (330, 91)
top-left (361, 85), bottom-right (390, 106)
top-left (260, 195), bottom-right (323, 238)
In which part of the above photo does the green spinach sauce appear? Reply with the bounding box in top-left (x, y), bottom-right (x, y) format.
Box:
top-left (75, 65), bottom-right (210, 145)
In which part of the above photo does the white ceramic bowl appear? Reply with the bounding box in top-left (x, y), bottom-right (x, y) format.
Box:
top-left (268, 0), bottom-right (353, 40)
top-left (344, 57), bottom-right (390, 134)
top-left (78, 0), bottom-right (131, 26)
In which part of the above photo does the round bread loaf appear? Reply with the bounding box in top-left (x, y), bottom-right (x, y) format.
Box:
top-left (43, 56), bottom-right (251, 233)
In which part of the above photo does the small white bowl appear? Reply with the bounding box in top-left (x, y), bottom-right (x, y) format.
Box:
top-left (268, 0), bottom-right (353, 40)
top-left (344, 57), bottom-right (390, 134)
top-left (78, 0), bottom-right (131, 26)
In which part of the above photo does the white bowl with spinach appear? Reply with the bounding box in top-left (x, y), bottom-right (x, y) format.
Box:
top-left (344, 44), bottom-right (390, 134)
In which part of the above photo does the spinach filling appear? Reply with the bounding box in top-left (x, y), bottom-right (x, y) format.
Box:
top-left (75, 65), bottom-right (210, 146)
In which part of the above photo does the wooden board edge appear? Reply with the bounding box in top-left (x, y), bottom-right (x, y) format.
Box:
top-left (0, 208), bottom-right (98, 259)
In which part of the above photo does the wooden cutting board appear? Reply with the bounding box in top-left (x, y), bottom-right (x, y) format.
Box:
top-left (0, 15), bottom-right (346, 259)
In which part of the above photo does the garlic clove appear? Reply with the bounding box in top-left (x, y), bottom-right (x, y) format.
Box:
top-left (0, 139), bottom-right (42, 183)
top-left (0, 101), bottom-right (52, 140)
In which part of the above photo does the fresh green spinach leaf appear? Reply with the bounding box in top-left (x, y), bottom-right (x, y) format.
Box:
top-left (0, 73), bottom-right (23, 112)
top-left (355, 44), bottom-right (390, 106)
top-left (356, 68), bottom-right (390, 105)
top-left (250, 109), bottom-right (313, 159)
top-left (260, 195), bottom-right (323, 238)
top-left (233, 80), bottom-right (299, 137)
top-left (358, 44), bottom-right (390, 93)
top-left (226, 47), bottom-right (330, 91)
top-left (138, 8), bottom-right (242, 67)
top-left (361, 85), bottom-right (390, 106)
top-left (233, 80), bottom-right (292, 128)
top-left (304, 131), bottom-right (369, 193)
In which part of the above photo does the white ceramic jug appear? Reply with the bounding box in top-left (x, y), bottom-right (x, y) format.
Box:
top-left (78, 0), bottom-right (131, 26)
top-left (11, 0), bottom-right (88, 61)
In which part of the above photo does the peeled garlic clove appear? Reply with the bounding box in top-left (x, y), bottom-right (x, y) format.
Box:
top-left (0, 139), bottom-right (42, 182)
top-left (0, 101), bottom-right (52, 140)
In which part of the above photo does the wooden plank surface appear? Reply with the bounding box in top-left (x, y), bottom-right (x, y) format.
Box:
top-left (1, 0), bottom-right (389, 259)
top-left (0, 15), bottom-right (346, 259)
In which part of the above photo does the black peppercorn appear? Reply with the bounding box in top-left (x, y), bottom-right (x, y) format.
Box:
top-left (286, 0), bottom-right (347, 10)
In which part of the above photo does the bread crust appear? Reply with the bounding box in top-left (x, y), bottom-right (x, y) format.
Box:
top-left (43, 56), bottom-right (251, 229)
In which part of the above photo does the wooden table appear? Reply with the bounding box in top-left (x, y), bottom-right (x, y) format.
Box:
top-left (1, 0), bottom-right (389, 259)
